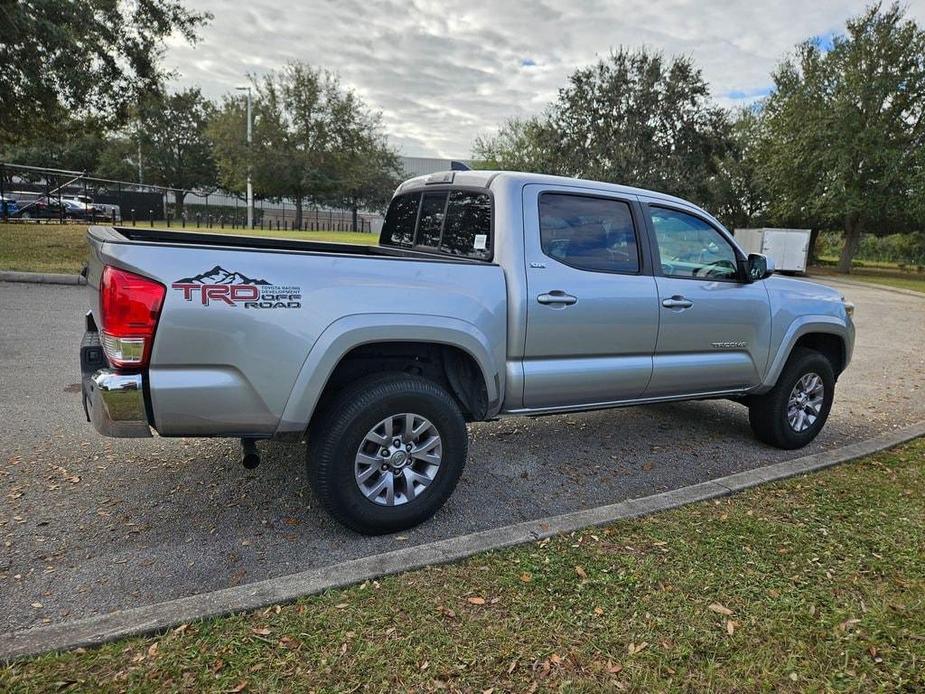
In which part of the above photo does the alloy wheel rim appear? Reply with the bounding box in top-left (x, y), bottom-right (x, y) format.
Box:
top-left (354, 413), bottom-right (442, 506)
top-left (787, 372), bottom-right (824, 432)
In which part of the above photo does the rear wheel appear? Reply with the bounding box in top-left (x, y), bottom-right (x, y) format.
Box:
top-left (307, 373), bottom-right (468, 534)
top-left (748, 347), bottom-right (835, 449)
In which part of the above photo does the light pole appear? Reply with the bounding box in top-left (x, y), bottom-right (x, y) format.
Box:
top-left (235, 86), bottom-right (253, 229)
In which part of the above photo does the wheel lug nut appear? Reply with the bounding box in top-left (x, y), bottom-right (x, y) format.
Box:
top-left (380, 448), bottom-right (389, 457)
top-left (405, 444), bottom-right (413, 451)
top-left (393, 438), bottom-right (401, 447)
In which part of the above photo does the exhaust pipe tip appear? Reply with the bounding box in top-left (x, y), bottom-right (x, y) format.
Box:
top-left (241, 438), bottom-right (260, 469)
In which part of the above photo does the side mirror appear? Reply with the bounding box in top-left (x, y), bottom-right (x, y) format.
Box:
top-left (747, 253), bottom-right (774, 281)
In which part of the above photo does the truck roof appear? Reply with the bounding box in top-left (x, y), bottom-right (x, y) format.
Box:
top-left (395, 169), bottom-right (722, 228)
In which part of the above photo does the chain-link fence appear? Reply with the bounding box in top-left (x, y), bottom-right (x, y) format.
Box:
top-left (0, 163), bottom-right (380, 233)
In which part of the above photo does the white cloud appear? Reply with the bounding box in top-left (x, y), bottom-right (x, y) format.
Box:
top-left (164, 0), bottom-right (924, 157)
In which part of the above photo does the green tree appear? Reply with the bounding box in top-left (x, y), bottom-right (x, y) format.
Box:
top-left (0, 116), bottom-right (107, 172)
top-left (0, 0), bottom-right (210, 146)
top-left (473, 48), bottom-right (733, 211)
top-left (211, 63), bottom-right (399, 229)
top-left (136, 88), bottom-right (217, 215)
top-left (326, 93), bottom-right (402, 229)
top-left (95, 137), bottom-right (141, 182)
top-left (710, 107), bottom-right (768, 230)
top-left (759, 3), bottom-right (925, 273)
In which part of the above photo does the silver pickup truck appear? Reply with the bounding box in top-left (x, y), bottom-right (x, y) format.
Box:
top-left (81, 170), bottom-right (855, 534)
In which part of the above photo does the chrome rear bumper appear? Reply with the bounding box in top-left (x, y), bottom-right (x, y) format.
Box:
top-left (82, 369), bottom-right (152, 438)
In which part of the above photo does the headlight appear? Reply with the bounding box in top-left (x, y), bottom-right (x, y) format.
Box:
top-left (841, 297), bottom-right (855, 317)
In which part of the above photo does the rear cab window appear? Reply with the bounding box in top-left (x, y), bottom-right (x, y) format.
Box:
top-left (380, 188), bottom-right (493, 260)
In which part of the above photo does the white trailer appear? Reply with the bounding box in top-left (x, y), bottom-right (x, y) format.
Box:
top-left (734, 228), bottom-right (812, 273)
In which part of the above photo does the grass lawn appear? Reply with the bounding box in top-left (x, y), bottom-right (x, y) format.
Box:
top-left (813, 260), bottom-right (925, 293)
top-left (830, 272), bottom-right (925, 294)
top-left (2, 440), bottom-right (923, 691)
top-left (0, 223), bottom-right (378, 275)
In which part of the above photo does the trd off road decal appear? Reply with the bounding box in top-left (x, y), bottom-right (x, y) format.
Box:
top-left (171, 265), bottom-right (301, 309)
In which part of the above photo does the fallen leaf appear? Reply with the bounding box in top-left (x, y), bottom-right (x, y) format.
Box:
top-left (708, 603), bottom-right (734, 616)
top-left (519, 572), bottom-right (532, 583)
top-left (251, 627), bottom-right (271, 636)
top-left (229, 682), bottom-right (248, 693)
top-left (594, 607), bottom-right (605, 616)
top-left (278, 636), bottom-right (299, 649)
top-left (726, 620), bottom-right (736, 635)
top-left (31, 602), bottom-right (43, 609)
top-left (575, 565), bottom-right (588, 579)
top-left (837, 618), bottom-right (861, 632)
top-left (627, 641), bottom-right (648, 655)
top-left (467, 596), bottom-right (486, 605)
top-left (608, 661), bottom-right (623, 674)
top-left (147, 642), bottom-right (159, 657)
top-left (334, 603), bottom-right (348, 609)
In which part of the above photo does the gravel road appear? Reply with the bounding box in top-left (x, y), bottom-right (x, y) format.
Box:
top-left (1, 278), bottom-right (922, 632)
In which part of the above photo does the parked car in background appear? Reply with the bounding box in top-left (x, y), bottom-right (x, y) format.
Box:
top-left (80, 170), bottom-right (855, 534)
top-left (60, 198), bottom-right (96, 219)
top-left (10, 192), bottom-right (66, 219)
top-left (64, 194), bottom-right (121, 222)
top-left (0, 195), bottom-right (19, 218)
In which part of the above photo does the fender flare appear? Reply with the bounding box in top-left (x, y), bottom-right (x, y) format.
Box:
top-left (276, 313), bottom-right (503, 436)
top-left (756, 315), bottom-right (851, 392)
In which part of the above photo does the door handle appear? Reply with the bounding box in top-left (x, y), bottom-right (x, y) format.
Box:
top-left (661, 295), bottom-right (693, 309)
top-left (537, 290), bottom-right (577, 306)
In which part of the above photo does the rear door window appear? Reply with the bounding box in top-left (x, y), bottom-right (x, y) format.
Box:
top-left (539, 193), bottom-right (640, 273)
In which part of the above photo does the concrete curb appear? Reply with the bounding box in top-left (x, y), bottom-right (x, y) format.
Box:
top-left (0, 270), bottom-right (86, 286)
top-left (2, 421), bottom-right (923, 662)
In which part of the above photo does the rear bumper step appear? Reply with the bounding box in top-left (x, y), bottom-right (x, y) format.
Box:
top-left (82, 369), bottom-right (152, 438)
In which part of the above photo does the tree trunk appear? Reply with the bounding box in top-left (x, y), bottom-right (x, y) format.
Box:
top-left (351, 200), bottom-right (358, 232)
top-left (807, 228), bottom-right (820, 266)
top-left (294, 194), bottom-right (303, 230)
top-left (837, 213), bottom-right (862, 274)
top-left (175, 190), bottom-right (186, 220)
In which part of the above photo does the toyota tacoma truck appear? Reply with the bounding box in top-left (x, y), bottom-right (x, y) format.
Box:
top-left (80, 170), bottom-right (855, 534)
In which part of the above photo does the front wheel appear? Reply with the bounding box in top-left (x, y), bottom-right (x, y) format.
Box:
top-left (307, 373), bottom-right (468, 534)
top-left (748, 347), bottom-right (835, 449)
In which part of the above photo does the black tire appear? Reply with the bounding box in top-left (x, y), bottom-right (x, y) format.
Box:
top-left (748, 347), bottom-right (835, 449)
top-left (307, 373), bottom-right (468, 535)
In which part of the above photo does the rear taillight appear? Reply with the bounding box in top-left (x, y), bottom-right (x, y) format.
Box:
top-left (100, 266), bottom-right (165, 369)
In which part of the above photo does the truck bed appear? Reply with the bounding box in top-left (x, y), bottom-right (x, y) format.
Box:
top-left (85, 225), bottom-right (508, 439)
top-left (91, 226), bottom-right (492, 265)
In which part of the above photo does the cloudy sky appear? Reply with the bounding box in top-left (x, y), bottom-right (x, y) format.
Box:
top-left (164, 1), bottom-right (923, 158)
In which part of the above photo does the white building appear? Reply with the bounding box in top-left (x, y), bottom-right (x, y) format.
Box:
top-left (399, 156), bottom-right (472, 178)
